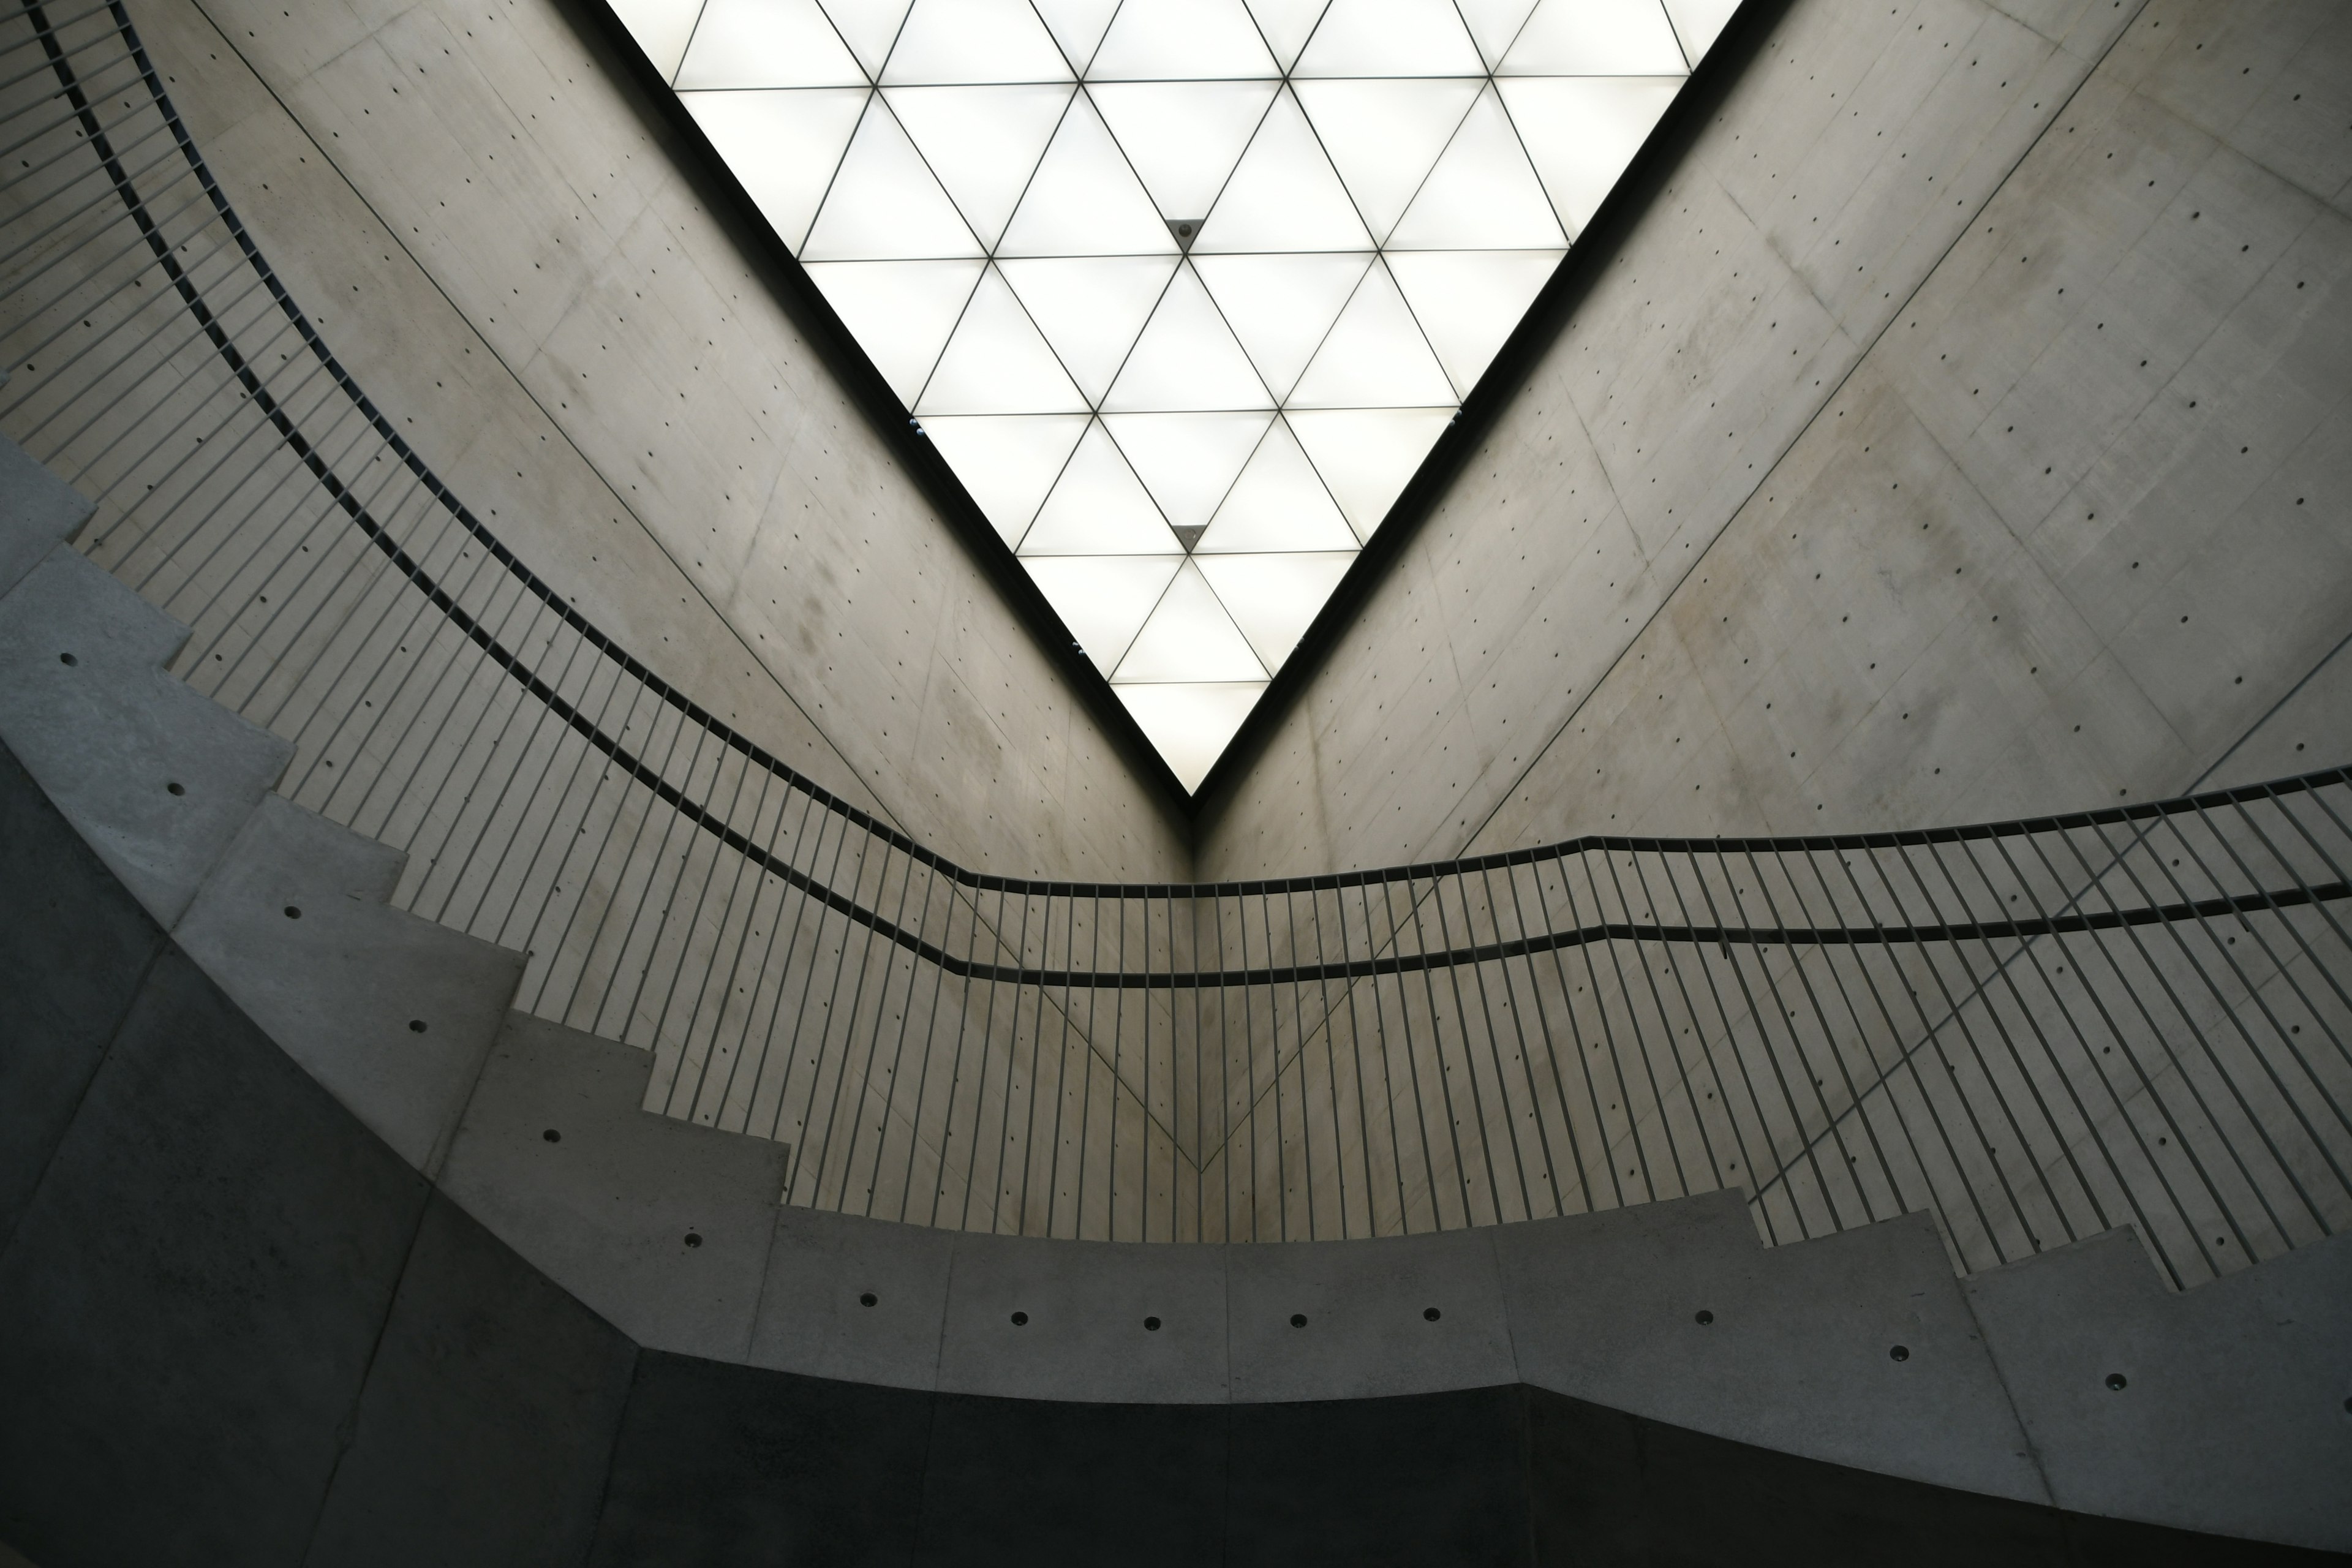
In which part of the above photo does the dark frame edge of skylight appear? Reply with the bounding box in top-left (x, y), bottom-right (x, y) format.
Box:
top-left (560, 0), bottom-right (1199, 827)
top-left (1191, 0), bottom-right (1790, 823)
top-left (560, 0), bottom-right (1781, 828)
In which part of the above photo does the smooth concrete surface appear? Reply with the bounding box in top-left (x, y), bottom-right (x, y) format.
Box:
top-left (437, 1010), bottom-right (792, 1362)
top-left (1200, 0), bottom-right (2352, 876)
top-left (749, 1197), bottom-right (956, 1388)
top-left (0, 741), bottom-right (164, 1249)
top-left (1967, 1224), bottom-right (2352, 1551)
top-left (1226, 1223), bottom-right (1517, 1403)
top-left (936, 1230), bottom-right (1231, 1404)
top-left (0, 434), bottom-right (86, 600)
top-left (0, 546), bottom-right (292, 925)
top-left (176, 794), bottom-right (526, 1176)
top-left (0, 663), bottom-right (2335, 1564)
top-left (126, 0), bottom-right (1191, 882)
top-left (592, 1368), bottom-right (2331, 1567)
top-left (304, 1191), bottom-right (638, 1568)
top-left (1495, 1190), bottom-right (2047, 1504)
top-left (0, 946), bottom-right (428, 1568)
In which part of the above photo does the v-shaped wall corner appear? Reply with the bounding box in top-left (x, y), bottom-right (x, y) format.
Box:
top-left (606, 0), bottom-right (1740, 790)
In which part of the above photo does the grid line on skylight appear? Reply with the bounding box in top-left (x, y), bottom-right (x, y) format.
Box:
top-left (624, 0), bottom-right (1733, 788)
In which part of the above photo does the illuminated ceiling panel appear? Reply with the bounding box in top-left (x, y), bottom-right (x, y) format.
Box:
top-left (613, 0), bottom-right (1734, 791)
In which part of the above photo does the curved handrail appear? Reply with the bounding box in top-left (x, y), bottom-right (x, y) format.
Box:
top-left (4, 0), bottom-right (2348, 1278)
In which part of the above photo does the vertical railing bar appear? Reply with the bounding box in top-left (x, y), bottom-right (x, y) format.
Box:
top-left (1755, 843), bottom-right (1938, 1226)
top-left (1475, 858), bottom-right (1566, 1218)
top-left (690, 781), bottom-right (818, 1129)
top-left (1846, 840), bottom-right (2044, 1259)
top-left (1558, 850), bottom-right (1659, 1205)
top-left (601, 719), bottom-right (728, 1043)
top-left (1967, 824), bottom-right (2198, 1287)
top-left (1819, 844), bottom-right (2021, 1263)
top-left (2182, 799), bottom-right (2352, 1135)
top-left (1593, 848), bottom-right (1706, 1204)
top-left (826, 837), bottom-right (920, 1216)
top-left (2055, 818), bottom-right (2310, 1243)
top-left (1428, 865), bottom-right (1525, 1224)
top-left (1528, 846), bottom-right (1626, 1213)
top-left (2120, 814), bottom-right (2348, 1209)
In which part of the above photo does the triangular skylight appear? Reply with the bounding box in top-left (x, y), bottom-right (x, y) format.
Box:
top-left (611, 0), bottom-right (1740, 790)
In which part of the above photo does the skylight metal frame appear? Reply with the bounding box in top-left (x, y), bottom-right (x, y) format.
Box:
top-left (579, 0), bottom-right (1766, 813)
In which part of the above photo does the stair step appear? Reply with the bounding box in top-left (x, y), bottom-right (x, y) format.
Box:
top-left (175, 795), bottom-right (526, 1177)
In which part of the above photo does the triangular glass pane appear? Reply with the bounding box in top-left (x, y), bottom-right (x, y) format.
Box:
top-left (677, 0), bottom-right (865, 88)
top-left (804, 259), bottom-right (982, 402)
top-left (801, 97), bottom-right (982, 260)
top-left (1664, 0), bottom-right (1739, 61)
top-left (884, 85), bottom-right (1073, 248)
top-left (881, 0), bottom-right (1074, 83)
top-left (1019, 421), bottom-right (1183, 554)
top-left (1292, 78), bottom-right (1481, 244)
top-left (1387, 86), bottom-right (1564, 250)
top-left (1286, 407), bottom-right (1453, 539)
top-left (1102, 265), bottom-right (1273, 412)
top-left (1192, 89), bottom-right (1371, 255)
top-left (1088, 81), bottom-right (1279, 222)
top-left (611, 0), bottom-right (706, 81)
top-left (1291, 0), bottom-right (1483, 76)
top-left (1501, 0), bottom-right (1689, 74)
top-left (916, 267), bottom-right (1087, 413)
top-left (1288, 260), bottom-right (1454, 408)
top-left (1242, 0), bottom-right (1333, 71)
top-left (1000, 256), bottom-right (1178, 405)
top-left (1113, 683), bottom-right (1265, 791)
top-left (1385, 249), bottom-right (1562, 396)
top-left (920, 414), bottom-right (1090, 545)
top-left (1196, 551), bottom-right (1355, 672)
top-left (1033, 0), bottom-right (1125, 72)
top-left (1113, 562), bottom-right (1267, 682)
top-left (816, 0), bottom-right (916, 77)
top-left (1026, 556), bottom-right (1183, 676)
top-left (1496, 75), bottom-right (1678, 232)
top-left (1088, 0), bottom-right (1280, 79)
top-left (1196, 418), bottom-right (1358, 552)
top-left (1102, 413), bottom-right (1273, 534)
top-left (1191, 252), bottom-right (1371, 404)
top-left (1454, 0), bottom-right (1542, 67)
top-left (682, 89), bottom-right (870, 252)
top-left (996, 94), bottom-right (1177, 258)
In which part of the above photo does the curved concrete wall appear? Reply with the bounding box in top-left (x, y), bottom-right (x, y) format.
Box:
top-left (0, 718), bottom-right (2339, 1565)
top-left (1, 451), bottom-right (2346, 1555)
top-left (119, 0), bottom-right (1190, 882)
top-left (1198, 0), bottom-right (2352, 878)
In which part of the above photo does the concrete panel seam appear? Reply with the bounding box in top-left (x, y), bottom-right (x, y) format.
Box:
top-left (1442, 0), bottom-right (2158, 867)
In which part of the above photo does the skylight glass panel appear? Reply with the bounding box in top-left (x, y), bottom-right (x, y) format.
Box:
top-left (681, 89), bottom-right (869, 251)
top-left (675, 0), bottom-right (865, 88)
top-left (615, 0), bottom-right (1728, 791)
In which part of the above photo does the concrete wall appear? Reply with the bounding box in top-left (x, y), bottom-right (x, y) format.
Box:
top-left (118, 0), bottom-right (1189, 881)
top-left (1199, 0), bottom-right (2352, 878)
top-left (0, 726), bottom-right (2331, 1562)
top-left (2, 445), bottom-right (2344, 1557)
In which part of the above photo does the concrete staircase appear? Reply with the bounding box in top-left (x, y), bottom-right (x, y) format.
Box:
top-left (1, 429), bottom-right (2344, 1555)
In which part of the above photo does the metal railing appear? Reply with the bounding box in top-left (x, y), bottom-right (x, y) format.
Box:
top-left (5, 0), bottom-right (2348, 1284)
